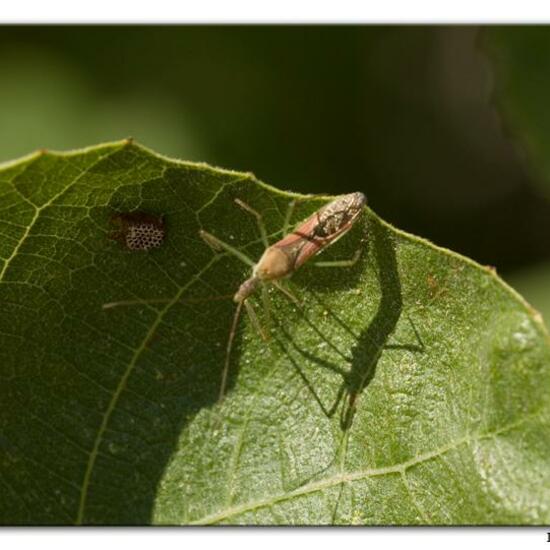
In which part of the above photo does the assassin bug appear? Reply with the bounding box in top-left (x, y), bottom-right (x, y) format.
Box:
top-left (103, 192), bottom-right (367, 404)
top-left (199, 192), bottom-right (367, 401)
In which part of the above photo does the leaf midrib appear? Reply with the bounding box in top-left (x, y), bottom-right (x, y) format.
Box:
top-left (189, 410), bottom-right (542, 525)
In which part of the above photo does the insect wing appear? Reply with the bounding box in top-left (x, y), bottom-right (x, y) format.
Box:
top-left (291, 215), bottom-right (354, 269)
top-left (273, 193), bottom-right (366, 270)
top-left (271, 212), bottom-right (323, 265)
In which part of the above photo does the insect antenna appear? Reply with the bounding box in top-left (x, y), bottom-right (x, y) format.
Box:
top-left (219, 298), bottom-right (269, 403)
top-left (220, 301), bottom-right (244, 402)
top-left (101, 293), bottom-right (234, 310)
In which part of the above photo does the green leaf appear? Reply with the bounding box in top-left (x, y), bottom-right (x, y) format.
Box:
top-left (487, 27), bottom-right (550, 196)
top-left (1, 140), bottom-right (549, 525)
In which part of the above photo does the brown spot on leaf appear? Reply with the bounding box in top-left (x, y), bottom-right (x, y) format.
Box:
top-left (110, 211), bottom-right (166, 251)
top-left (427, 273), bottom-right (448, 300)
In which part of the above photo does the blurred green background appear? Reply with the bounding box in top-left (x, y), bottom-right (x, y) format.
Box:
top-left (1, 26), bottom-right (549, 324)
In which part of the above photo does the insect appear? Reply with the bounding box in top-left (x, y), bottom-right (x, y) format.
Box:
top-left (103, 192), bottom-right (367, 404)
top-left (199, 192), bottom-right (367, 401)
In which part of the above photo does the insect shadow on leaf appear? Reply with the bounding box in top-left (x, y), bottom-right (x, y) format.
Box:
top-left (275, 219), bottom-right (424, 431)
top-left (270, 220), bottom-right (424, 495)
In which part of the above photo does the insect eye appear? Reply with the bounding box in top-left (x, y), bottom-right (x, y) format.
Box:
top-left (110, 212), bottom-right (166, 251)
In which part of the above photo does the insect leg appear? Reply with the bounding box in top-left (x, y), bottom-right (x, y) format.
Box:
top-left (243, 299), bottom-right (269, 341)
top-left (314, 249), bottom-right (362, 268)
top-left (199, 230), bottom-right (255, 267)
top-left (234, 199), bottom-right (269, 249)
top-left (282, 199), bottom-right (297, 235)
top-left (261, 283), bottom-right (271, 334)
top-left (272, 280), bottom-right (302, 306)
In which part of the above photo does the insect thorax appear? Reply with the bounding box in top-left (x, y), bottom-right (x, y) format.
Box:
top-left (254, 247), bottom-right (293, 281)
